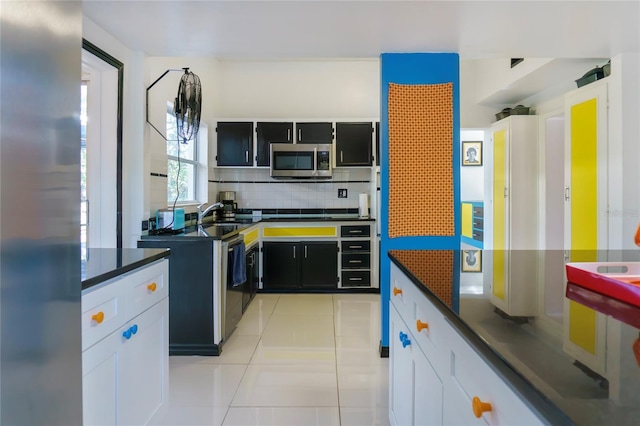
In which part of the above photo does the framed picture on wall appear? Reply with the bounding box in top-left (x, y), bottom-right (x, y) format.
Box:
top-left (462, 141), bottom-right (482, 166)
top-left (461, 249), bottom-right (482, 272)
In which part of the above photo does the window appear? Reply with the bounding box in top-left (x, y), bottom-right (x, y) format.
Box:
top-left (166, 103), bottom-right (197, 204)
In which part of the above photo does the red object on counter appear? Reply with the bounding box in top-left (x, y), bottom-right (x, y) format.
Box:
top-left (635, 224), bottom-right (640, 246)
top-left (566, 262), bottom-right (640, 309)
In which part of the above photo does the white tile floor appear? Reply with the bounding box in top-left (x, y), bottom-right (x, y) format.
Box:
top-left (149, 293), bottom-right (390, 426)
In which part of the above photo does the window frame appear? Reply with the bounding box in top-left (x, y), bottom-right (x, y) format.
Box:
top-left (166, 103), bottom-right (199, 205)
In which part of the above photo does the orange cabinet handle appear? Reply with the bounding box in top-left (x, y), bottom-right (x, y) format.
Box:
top-left (147, 282), bottom-right (157, 292)
top-left (472, 396), bottom-right (492, 418)
top-left (393, 287), bottom-right (402, 296)
top-left (91, 311), bottom-right (105, 324)
top-left (416, 319), bottom-right (429, 332)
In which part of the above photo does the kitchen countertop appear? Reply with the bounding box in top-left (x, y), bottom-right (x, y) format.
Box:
top-left (142, 215), bottom-right (375, 240)
top-left (82, 248), bottom-right (170, 291)
top-left (389, 249), bottom-right (640, 426)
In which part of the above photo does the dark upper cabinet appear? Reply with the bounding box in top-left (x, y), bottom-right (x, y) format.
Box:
top-left (335, 122), bottom-right (373, 167)
top-left (256, 122), bottom-right (293, 166)
top-left (375, 121), bottom-right (380, 166)
top-left (296, 122), bottom-right (333, 144)
top-left (216, 122), bottom-right (253, 166)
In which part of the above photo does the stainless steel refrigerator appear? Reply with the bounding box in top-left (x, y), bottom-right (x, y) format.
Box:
top-left (1, 1), bottom-right (83, 424)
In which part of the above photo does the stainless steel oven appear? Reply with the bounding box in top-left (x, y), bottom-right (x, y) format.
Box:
top-left (270, 143), bottom-right (332, 178)
top-left (221, 235), bottom-right (245, 342)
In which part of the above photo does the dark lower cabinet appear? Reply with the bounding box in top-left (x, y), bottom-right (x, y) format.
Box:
top-left (242, 245), bottom-right (259, 312)
top-left (262, 241), bottom-right (338, 290)
top-left (263, 242), bottom-right (298, 290)
top-left (301, 242), bottom-right (339, 289)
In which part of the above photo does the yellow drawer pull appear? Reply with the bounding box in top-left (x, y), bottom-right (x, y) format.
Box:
top-left (472, 396), bottom-right (492, 418)
top-left (416, 319), bottom-right (429, 332)
top-left (91, 311), bottom-right (105, 324)
top-left (147, 283), bottom-right (157, 292)
top-left (393, 287), bottom-right (403, 296)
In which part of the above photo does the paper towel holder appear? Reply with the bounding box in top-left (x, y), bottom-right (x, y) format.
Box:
top-left (358, 193), bottom-right (369, 218)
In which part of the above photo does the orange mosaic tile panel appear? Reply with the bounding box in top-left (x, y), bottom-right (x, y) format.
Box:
top-left (388, 82), bottom-right (454, 238)
top-left (391, 250), bottom-right (453, 307)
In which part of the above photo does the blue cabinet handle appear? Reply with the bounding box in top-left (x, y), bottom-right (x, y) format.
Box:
top-left (131, 324), bottom-right (138, 335)
top-left (399, 331), bottom-right (411, 348)
top-left (123, 329), bottom-right (132, 339)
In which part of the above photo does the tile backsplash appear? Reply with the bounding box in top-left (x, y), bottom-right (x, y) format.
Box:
top-left (212, 168), bottom-right (372, 210)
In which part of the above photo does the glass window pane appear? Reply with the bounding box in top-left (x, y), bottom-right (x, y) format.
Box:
top-left (167, 111), bottom-right (195, 160)
top-left (167, 160), bottom-right (196, 202)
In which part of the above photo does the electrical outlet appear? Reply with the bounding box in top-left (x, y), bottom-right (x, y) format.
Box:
top-left (338, 188), bottom-right (348, 198)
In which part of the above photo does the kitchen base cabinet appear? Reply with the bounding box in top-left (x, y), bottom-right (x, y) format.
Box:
top-left (82, 260), bottom-right (169, 426)
top-left (389, 304), bottom-right (443, 426)
top-left (262, 241), bottom-right (338, 290)
top-left (389, 262), bottom-right (543, 426)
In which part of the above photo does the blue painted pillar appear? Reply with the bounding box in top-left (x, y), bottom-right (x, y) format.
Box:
top-left (379, 53), bottom-right (460, 352)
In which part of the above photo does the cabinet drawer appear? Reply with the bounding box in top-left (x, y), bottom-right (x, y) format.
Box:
top-left (473, 230), bottom-right (484, 241)
top-left (341, 270), bottom-right (370, 287)
top-left (123, 260), bottom-right (169, 320)
top-left (412, 291), bottom-right (448, 372)
top-left (340, 225), bottom-right (370, 237)
top-left (82, 279), bottom-right (127, 351)
top-left (473, 218), bottom-right (484, 229)
top-left (341, 240), bottom-right (370, 252)
top-left (447, 324), bottom-right (543, 425)
top-left (473, 206), bottom-right (484, 217)
top-left (390, 263), bottom-right (413, 324)
top-left (342, 253), bottom-right (370, 269)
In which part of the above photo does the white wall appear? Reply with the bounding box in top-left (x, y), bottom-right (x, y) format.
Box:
top-left (145, 56), bottom-right (222, 215)
top-left (83, 17), bottom-right (145, 248)
top-left (460, 59), bottom-right (500, 128)
top-left (216, 59), bottom-right (380, 118)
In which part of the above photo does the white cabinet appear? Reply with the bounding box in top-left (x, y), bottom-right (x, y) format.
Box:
top-left (562, 80), bottom-right (609, 378)
top-left (488, 116), bottom-right (539, 317)
top-left (389, 304), bottom-right (443, 426)
top-left (82, 259), bottom-right (169, 426)
top-left (389, 262), bottom-right (544, 426)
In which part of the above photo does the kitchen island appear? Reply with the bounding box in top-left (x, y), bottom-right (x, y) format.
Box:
top-left (81, 248), bottom-right (170, 425)
top-left (388, 249), bottom-right (640, 425)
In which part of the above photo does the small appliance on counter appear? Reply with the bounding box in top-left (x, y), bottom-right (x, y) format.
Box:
top-left (156, 208), bottom-right (185, 230)
top-left (218, 191), bottom-right (238, 221)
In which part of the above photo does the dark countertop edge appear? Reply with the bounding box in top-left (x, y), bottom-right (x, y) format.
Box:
top-left (82, 249), bottom-right (171, 291)
top-left (388, 252), bottom-right (573, 426)
top-left (259, 217), bottom-right (375, 222)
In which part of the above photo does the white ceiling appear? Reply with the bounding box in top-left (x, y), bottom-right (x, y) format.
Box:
top-left (83, 1), bottom-right (639, 60)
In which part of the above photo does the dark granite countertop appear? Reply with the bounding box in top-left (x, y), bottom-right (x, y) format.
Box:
top-left (141, 216), bottom-right (375, 240)
top-left (81, 248), bottom-right (170, 291)
top-left (389, 249), bottom-right (640, 426)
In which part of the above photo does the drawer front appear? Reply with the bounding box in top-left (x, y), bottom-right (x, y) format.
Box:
top-left (473, 230), bottom-right (484, 241)
top-left (340, 225), bottom-right (370, 238)
top-left (124, 260), bottom-right (169, 320)
top-left (341, 240), bottom-right (371, 252)
top-left (341, 270), bottom-right (371, 287)
top-left (342, 253), bottom-right (370, 269)
top-left (447, 324), bottom-right (543, 425)
top-left (390, 263), bottom-right (413, 324)
top-left (82, 279), bottom-right (126, 351)
top-left (472, 218), bottom-right (484, 229)
top-left (412, 291), bottom-right (448, 372)
top-left (473, 206), bottom-right (484, 217)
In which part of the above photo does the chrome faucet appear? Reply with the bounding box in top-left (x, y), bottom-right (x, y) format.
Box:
top-left (197, 202), bottom-right (223, 225)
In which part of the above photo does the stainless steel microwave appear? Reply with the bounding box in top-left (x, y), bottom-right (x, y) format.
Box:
top-left (270, 143), bottom-right (332, 178)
